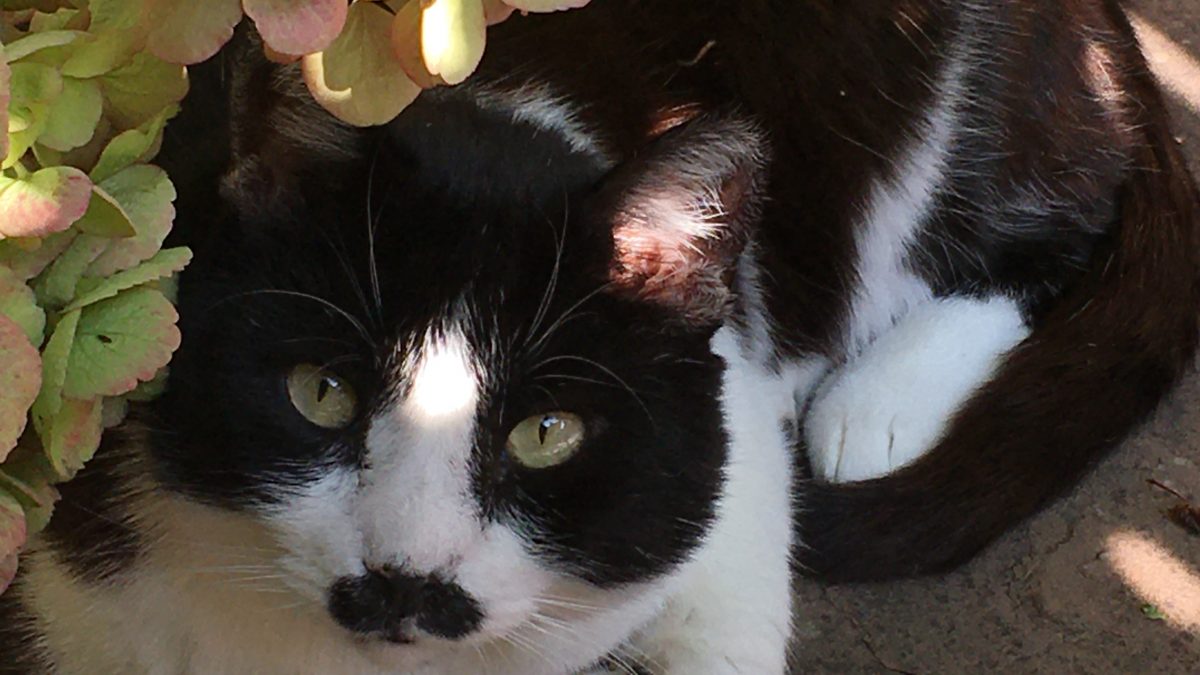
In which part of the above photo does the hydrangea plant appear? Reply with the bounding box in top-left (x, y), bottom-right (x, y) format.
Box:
top-left (0, 0), bottom-right (590, 594)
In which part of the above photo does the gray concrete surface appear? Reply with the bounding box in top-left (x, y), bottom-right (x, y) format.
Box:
top-left (790, 2), bottom-right (1200, 672)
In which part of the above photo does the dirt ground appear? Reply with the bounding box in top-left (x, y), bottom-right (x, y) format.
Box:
top-left (789, 2), bottom-right (1200, 673)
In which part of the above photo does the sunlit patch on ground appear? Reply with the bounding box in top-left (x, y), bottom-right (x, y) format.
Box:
top-left (1105, 529), bottom-right (1200, 634)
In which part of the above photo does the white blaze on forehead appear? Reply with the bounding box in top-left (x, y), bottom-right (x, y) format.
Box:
top-left (409, 329), bottom-right (479, 419)
top-left (359, 325), bottom-right (484, 572)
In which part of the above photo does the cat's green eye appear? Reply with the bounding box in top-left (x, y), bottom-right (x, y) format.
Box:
top-left (286, 364), bottom-right (358, 430)
top-left (506, 412), bottom-right (586, 469)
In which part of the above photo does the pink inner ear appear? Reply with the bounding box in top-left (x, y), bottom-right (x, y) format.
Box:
top-left (610, 207), bottom-right (736, 325)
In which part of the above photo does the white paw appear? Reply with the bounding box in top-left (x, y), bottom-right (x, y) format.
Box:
top-left (805, 296), bottom-right (1029, 483)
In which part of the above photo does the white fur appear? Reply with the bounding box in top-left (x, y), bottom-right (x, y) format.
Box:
top-left (841, 38), bottom-right (971, 353)
top-left (806, 296), bottom-right (1030, 483)
top-left (620, 327), bottom-right (818, 673)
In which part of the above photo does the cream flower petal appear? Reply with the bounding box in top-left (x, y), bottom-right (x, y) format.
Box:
top-left (420, 0), bottom-right (486, 86)
top-left (503, 0), bottom-right (591, 12)
top-left (302, 1), bottom-right (422, 126)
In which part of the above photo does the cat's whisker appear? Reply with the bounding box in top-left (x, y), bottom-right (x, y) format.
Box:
top-left (364, 150), bottom-right (385, 324)
top-left (533, 354), bottom-right (656, 428)
top-left (526, 282), bottom-right (613, 357)
top-left (214, 289), bottom-right (376, 348)
top-left (526, 215), bottom-right (567, 349)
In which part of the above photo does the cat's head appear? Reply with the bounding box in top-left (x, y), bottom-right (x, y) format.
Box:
top-left (154, 52), bottom-right (766, 660)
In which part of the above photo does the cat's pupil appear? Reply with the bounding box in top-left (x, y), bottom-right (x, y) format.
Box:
top-left (317, 378), bottom-right (332, 402)
top-left (538, 416), bottom-right (558, 444)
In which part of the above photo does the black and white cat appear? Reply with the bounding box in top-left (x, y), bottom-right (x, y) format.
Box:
top-left (3, 1), bottom-right (1197, 673)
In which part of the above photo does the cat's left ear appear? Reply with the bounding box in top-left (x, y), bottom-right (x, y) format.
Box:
top-left (596, 115), bottom-right (767, 328)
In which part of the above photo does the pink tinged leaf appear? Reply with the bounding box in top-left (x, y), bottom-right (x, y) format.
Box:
top-left (420, 0), bottom-right (486, 86)
top-left (62, 287), bottom-right (181, 399)
top-left (244, 0), bottom-right (348, 57)
top-left (503, 0), bottom-right (591, 11)
top-left (0, 552), bottom-right (16, 595)
top-left (0, 43), bottom-right (10, 161)
top-left (0, 230), bottom-right (77, 281)
top-left (143, 0), bottom-right (243, 64)
top-left (302, 1), bottom-right (422, 127)
top-left (43, 396), bottom-right (102, 480)
top-left (0, 488), bottom-right (25, 595)
top-left (0, 315), bottom-right (41, 463)
top-left (0, 167), bottom-right (92, 239)
top-left (0, 265), bottom-right (46, 346)
top-left (482, 0), bottom-right (514, 25)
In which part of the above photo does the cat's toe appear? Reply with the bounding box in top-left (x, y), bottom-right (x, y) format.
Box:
top-left (804, 296), bottom-right (1030, 483)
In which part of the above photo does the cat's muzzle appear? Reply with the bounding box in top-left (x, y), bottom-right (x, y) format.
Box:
top-left (328, 567), bottom-right (484, 644)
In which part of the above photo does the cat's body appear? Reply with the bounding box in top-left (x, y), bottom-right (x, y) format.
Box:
top-left (3, 1), bottom-right (1197, 673)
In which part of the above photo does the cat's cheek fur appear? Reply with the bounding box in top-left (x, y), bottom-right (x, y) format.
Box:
top-left (620, 327), bottom-right (816, 673)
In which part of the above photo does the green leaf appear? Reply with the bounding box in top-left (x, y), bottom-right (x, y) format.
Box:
top-left (0, 264), bottom-right (46, 345)
top-left (37, 76), bottom-right (102, 151)
top-left (73, 184), bottom-right (136, 237)
top-left (64, 246), bottom-right (190, 311)
top-left (42, 396), bottom-right (101, 480)
top-left (89, 104), bottom-right (178, 183)
top-left (85, 164), bottom-right (176, 276)
top-left (1, 29), bottom-right (79, 62)
top-left (31, 307), bottom-right (78, 437)
top-left (61, 29), bottom-right (144, 78)
top-left (302, 0), bottom-right (421, 126)
top-left (4, 61), bottom-right (62, 167)
top-left (0, 166), bottom-right (92, 239)
top-left (32, 232), bottom-right (107, 308)
top-left (61, 1), bottom-right (147, 78)
top-left (0, 452), bottom-right (59, 516)
top-left (244, 0), bottom-right (347, 57)
top-left (0, 315), bottom-right (41, 462)
top-left (144, 0), bottom-right (242, 65)
top-left (62, 287), bottom-right (180, 399)
top-left (1141, 604), bottom-right (1167, 621)
top-left (28, 8), bottom-right (83, 33)
top-left (99, 51), bottom-right (187, 129)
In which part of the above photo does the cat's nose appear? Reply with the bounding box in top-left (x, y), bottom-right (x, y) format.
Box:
top-left (328, 567), bottom-right (484, 643)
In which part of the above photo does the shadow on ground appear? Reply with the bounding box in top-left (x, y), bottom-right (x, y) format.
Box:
top-left (790, 2), bottom-right (1200, 672)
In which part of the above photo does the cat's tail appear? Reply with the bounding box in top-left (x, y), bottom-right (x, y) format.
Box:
top-left (794, 10), bottom-right (1200, 583)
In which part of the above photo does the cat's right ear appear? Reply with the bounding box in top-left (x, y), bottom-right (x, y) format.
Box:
top-left (220, 31), bottom-right (365, 221)
top-left (593, 114), bottom-right (768, 329)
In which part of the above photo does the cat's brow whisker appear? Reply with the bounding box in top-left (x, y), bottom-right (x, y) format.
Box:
top-left (315, 223), bottom-right (378, 332)
top-left (365, 150), bottom-right (385, 323)
top-left (211, 289), bottom-right (376, 348)
top-left (525, 282), bottom-right (613, 357)
top-left (532, 354), bottom-right (656, 428)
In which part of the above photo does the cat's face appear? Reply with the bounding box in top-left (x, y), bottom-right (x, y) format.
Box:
top-left (153, 76), bottom-right (763, 659)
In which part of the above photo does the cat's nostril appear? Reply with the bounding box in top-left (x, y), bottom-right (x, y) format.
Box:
top-left (327, 567), bottom-right (484, 643)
